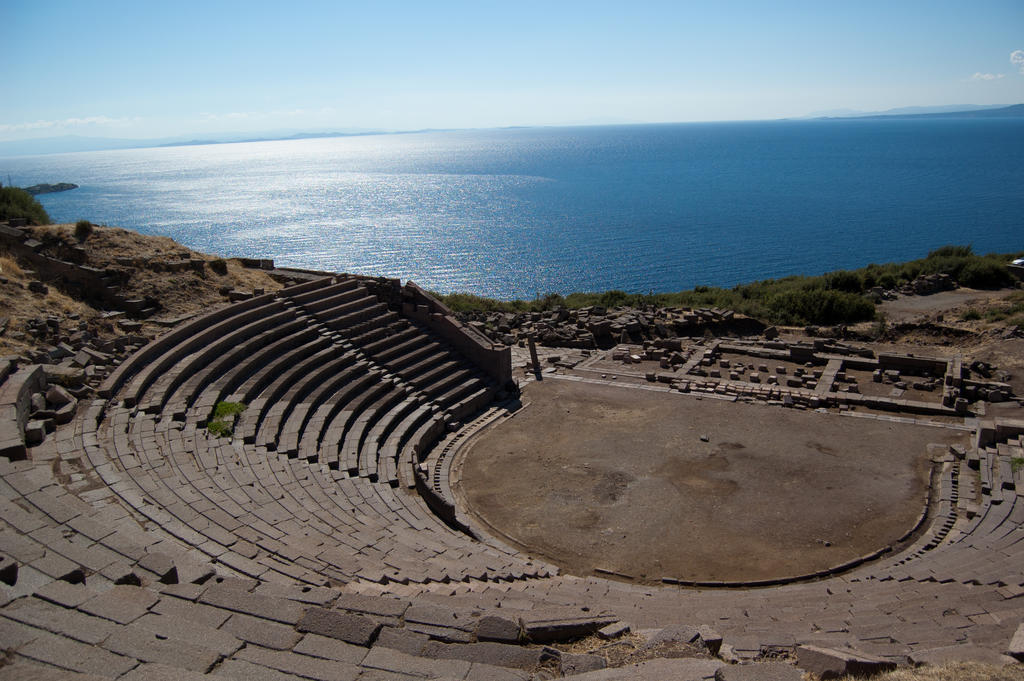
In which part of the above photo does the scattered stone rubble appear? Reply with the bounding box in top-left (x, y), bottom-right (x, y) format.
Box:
top-left (461, 305), bottom-right (765, 350)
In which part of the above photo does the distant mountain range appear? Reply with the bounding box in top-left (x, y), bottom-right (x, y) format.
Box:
top-left (2, 105), bottom-right (1022, 157)
top-left (0, 129), bottom-right (388, 158)
top-left (803, 103), bottom-right (1024, 120)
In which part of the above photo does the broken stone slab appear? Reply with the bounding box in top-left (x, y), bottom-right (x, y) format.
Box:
top-left (598, 621), bottom-right (630, 640)
top-left (796, 644), bottom-right (896, 679)
top-left (42, 364), bottom-right (85, 388)
top-left (45, 384), bottom-right (74, 407)
top-left (477, 614), bottom-right (523, 643)
top-left (420, 640), bottom-right (548, 670)
top-left (519, 608), bottom-right (617, 643)
top-left (53, 400), bottom-right (76, 425)
top-left (714, 661), bottom-right (804, 681)
top-left (1008, 623), bottom-right (1024, 661)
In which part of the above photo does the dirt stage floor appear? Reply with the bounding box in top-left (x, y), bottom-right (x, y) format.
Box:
top-left (457, 378), bottom-right (969, 584)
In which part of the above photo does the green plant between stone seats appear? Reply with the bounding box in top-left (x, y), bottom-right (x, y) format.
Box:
top-left (207, 401), bottom-right (246, 438)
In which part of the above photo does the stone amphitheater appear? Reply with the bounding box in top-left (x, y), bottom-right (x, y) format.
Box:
top-left (2, 270), bottom-right (1024, 680)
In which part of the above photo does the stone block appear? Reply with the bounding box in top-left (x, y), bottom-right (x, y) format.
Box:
top-left (598, 621), bottom-right (630, 640)
top-left (222, 612), bottom-right (301, 650)
top-left (44, 384), bottom-right (73, 407)
top-left (715, 661), bottom-right (804, 681)
top-left (796, 644), bottom-right (896, 679)
top-left (294, 632), bottom-right (369, 663)
top-left (297, 606), bottom-right (381, 646)
top-left (477, 614), bottom-right (522, 643)
top-left (333, 592), bottom-right (409, 620)
top-left (374, 625), bottom-right (430, 655)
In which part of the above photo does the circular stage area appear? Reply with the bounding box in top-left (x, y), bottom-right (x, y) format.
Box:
top-left (457, 379), bottom-right (967, 584)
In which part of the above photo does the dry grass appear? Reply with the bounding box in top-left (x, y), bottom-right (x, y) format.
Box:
top-left (0, 252), bottom-right (25, 278)
top-left (1, 224), bottom-right (284, 358)
top-left (549, 631), bottom-right (714, 668)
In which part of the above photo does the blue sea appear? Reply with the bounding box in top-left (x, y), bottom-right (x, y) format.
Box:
top-left (3, 119), bottom-right (1023, 299)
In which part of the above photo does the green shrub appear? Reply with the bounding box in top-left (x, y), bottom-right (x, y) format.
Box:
top-left (434, 245), bottom-right (1019, 327)
top-left (928, 245), bottom-right (974, 258)
top-left (213, 401), bottom-right (246, 418)
top-left (0, 187), bottom-right (50, 225)
top-left (961, 308), bottom-right (982, 321)
top-left (959, 259), bottom-right (1013, 289)
top-left (74, 219), bottom-right (93, 240)
top-left (209, 258), bottom-right (228, 275)
top-left (207, 420), bottom-right (233, 438)
top-left (824, 270), bottom-right (862, 293)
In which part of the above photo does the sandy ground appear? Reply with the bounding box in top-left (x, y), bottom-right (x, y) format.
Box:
top-left (457, 378), bottom-right (967, 584)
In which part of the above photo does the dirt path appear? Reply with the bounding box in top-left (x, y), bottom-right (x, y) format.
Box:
top-left (457, 379), bottom-right (967, 584)
top-left (879, 288), bottom-right (1017, 324)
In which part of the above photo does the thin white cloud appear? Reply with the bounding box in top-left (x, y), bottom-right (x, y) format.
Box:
top-left (1012, 49), bottom-right (1024, 75)
top-left (971, 72), bottom-right (1004, 81)
top-left (0, 115), bottom-right (140, 133)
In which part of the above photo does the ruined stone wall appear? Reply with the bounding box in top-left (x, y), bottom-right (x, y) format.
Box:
top-left (400, 282), bottom-right (512, 387)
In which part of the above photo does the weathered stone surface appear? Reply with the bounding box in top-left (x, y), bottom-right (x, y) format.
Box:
top-left (80, 584), bottom-right (159, 624)
top-left (421, 640), bottom-right (547, 670)
top-left (910, 644), bottom-right (1017, 667)
top-left (333, 592), bottom-right (408, 620)
top-left (0, 662), bottom-right (111, 681)
top-left (373, 624), bottom-right (430, 655)
top-left (477, 614), bottom-right (522, 643)
top-left (360, 645), bottom-right (471, 679)
top-left (297, 607), bottom-right (381, 646)
top-left (567, 657), bottom-right (723, 680)
top-left (222, 612), bottom-right (301, 650)
top-left (520, 608), bottom-right (617, 642)
top-left (294, 632), bottom-right (368, 664)
top-left (236, 644), bottom-right (362, 681)
top-left (561, 652), bottom-right (607, 675)
top-left (17, 630), bottom-right (138, 676)
top-left (200, 584), bottom-right (304, 625)
top-left (103, 625), bottom-right (222, 672)
top-left (796, 644), bottom-right (896, 679)
top-left (715, 662), bottom-right (804, 681)
top-left (1009, 623), bottom-right (1024, 661)
top-left (598, 621), bottom-right (630, 640)
top-left (120, 663), bottom-right (214, 681)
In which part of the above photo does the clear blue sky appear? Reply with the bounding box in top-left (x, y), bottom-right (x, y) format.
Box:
top-left (2, 0), bottom-right (1022, 141)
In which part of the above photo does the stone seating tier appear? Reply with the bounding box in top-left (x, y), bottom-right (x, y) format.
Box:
top-left (7, 272), bottom-right (1024, 677)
